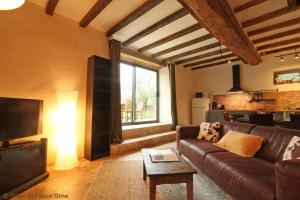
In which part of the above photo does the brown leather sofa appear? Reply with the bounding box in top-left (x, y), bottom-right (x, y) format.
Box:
top-left (176, 121), bottom-right (300, 200)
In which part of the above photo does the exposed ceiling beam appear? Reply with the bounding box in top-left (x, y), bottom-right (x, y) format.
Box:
top-left (191, 58), bottom-right (240, 70)
top-left (247, 17), bottom-right (300, 36)
top-left (257, 37), bottom-right (300, 51)
top-left (138, 24), bottom-right (201, 52)
top-left (164, 42), bottom-right (221, 62)
top-left (178, 0), bottom-right (261, 65)
top-left (287, 0), bottom-right (300, 7)
top-left (123, 8), bottom-right (189, 47)
top-left (253, 27), bottom-right (300, 44)
top-left (260, 44), bottom-right (300, 55)
top-left (80, 0), bottom-right (112, 27)
top-left (106, 0), bottom-right (163, 37)
top-left (175, 48), bottom-right (230, 64)
top-left (45, 0), bottom-right (59, 15)
top-left (184, 53), bottom-right (235, 67)
top-left (234, 0), bottom-right (267, 13)
top-left (152, 33), bottom-right (213, 58)
top-left (242, 6), bottom-right (300, 28)
top-left (120, 46), bottom-right (166, 66)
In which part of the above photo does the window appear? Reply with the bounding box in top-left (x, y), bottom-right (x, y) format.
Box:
top-left (120, 62), bottom-right (158, 124)
top-left (274, 69), bottom-right (300, 85)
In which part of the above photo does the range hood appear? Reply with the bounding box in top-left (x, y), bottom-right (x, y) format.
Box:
top-left (227, 64), bottom-right (244, 94)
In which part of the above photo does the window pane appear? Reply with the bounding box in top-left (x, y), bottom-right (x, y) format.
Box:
top-left (120, 63), bottom-right (133, 123)
top-left (135, 67), bottom-right (157, 122)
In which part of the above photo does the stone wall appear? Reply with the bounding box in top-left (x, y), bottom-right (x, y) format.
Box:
top-left (213, 91), bottom-right (300, 111)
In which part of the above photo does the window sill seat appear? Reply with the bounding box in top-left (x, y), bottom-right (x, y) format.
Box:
top-left (122, 122), bottom-right (172, 140)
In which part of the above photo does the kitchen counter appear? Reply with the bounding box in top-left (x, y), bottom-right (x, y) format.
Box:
top-left (207, 110), bottom-right (298, 127)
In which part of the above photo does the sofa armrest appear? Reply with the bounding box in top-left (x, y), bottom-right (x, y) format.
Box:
top-left (176, 125), bottom-right (200, 145)
top-left (275, 159), bottom-right (300, 200)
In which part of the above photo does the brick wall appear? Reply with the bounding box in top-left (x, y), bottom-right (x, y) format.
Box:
top-left (213, 91), bottom-right (300, 110)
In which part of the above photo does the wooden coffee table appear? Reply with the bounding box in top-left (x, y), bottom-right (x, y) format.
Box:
top-left (141, 148), bottom-right (197, 200)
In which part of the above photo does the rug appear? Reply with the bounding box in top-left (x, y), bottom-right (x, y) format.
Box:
top-left (85, 160), bottom-right (232, 200)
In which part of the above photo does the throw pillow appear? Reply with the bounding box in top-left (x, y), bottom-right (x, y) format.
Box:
top-left (215, 131), bottom-right (264, 157)
top-left (282, 136), bottom-right (300, 161)
top-left (197, 122), bottom-right (221, 143)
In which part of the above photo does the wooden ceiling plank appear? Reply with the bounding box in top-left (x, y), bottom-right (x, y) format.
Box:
top-left (123, 8), bottom-right (189, 47)
top-left (106, 0), bottom-right (163, 37)
top-left (164, 42), bottom-right (221, 62)
top-left (242, 6), bottom-right (300, 28)
top-left (257, 37), bottom-right (300, 51)
top-left (260, 44), bottom-right (300, 55)
top-left (184, 53), bottom-right (235, 67)
top-left (80, 0), bottom-right (113, 27)
top-left (152, 33), bottom-right (213, 58)
top-left (175, 48), bottom-right (230, 64)
top-left (253, 27), bottom-right (300, 44)
top-left (248, 17), bottom-right (300, 36)
top-left (45, 0), bottom-right (59, 15)
top-left (178, 0), bottom-right (261, 65)
top-left (138, 24), bottom-right (201, 52)
top-left (120, 46), bottom-right (166, 66)
top-left (234, 0), bottom-right (267, 13)
top-left (191, 58), bottom-right (240, 70)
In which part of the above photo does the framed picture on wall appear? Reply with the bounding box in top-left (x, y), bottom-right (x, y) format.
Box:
top-left (273, 69), bottom-right (300, 85)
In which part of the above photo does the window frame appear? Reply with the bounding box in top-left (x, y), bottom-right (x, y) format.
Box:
top-left (273, 69), bottom-right (300, 85)
top-left (121, 61), bottom-right (159, 125)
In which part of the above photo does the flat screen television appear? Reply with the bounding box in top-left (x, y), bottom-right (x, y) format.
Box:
top-left (0, 97), bottom-right (43, 147)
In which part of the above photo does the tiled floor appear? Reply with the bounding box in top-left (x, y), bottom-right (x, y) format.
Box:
top-left (12, 142), bottom-right (176, 200)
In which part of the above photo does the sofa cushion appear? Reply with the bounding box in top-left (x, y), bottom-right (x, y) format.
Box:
top-left (250, 126), bottom-right (300, 162)
top-left (177, 139), bottom-right (226, 165)
top-left (215, 131), bottom-right (264, 157)
top-left (204, 152), bottom-right (275, 200)
top-left (219, 122), bottom-right (255, 138)
top-left (282, 136), bottom-right (300, 160)
top-left (198, 122), bottom-right (221, 143)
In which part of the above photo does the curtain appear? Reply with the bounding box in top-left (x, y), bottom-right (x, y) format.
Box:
top-left (109, 39), bottom-right (123, 143)
top-left (168, 63), bottom-right (178, 130)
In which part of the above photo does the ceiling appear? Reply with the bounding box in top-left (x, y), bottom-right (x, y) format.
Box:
top-left (28, 0), bottom-right (300, 70)
top-left (230, 0), bottom-right (300, 53)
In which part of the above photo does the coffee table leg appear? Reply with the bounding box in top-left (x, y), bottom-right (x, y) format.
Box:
top-left (150, 177), bottom-right (156, 200)
top-left (187, 175), bottom-right (193, 200)
top-left (143, 161), bottom-right (146, 180)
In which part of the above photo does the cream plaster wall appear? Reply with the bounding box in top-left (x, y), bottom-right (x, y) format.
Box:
top-left (176, 66), bottom-right (195, 125)
top-left (193, 56), bottom-right (300, 96)
top-left (0, 2), bottom-right (195, 165)
top-left (0, 2), bottom-right (109, 164)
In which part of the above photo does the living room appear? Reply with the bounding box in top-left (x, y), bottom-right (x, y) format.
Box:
top-left (0, 0), bottom-right (299, 200)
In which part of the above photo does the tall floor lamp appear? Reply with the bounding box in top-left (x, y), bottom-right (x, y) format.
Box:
top-left (54, 90), bottom-right (79, 170)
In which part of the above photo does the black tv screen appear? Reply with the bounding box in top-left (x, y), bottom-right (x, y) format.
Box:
top-left (0, 97), bottom-right (43, 141)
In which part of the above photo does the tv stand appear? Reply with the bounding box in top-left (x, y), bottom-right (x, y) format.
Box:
top-left (0, 138), bottom-right (49, 199)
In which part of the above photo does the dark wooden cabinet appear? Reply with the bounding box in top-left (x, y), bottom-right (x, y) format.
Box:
top-left (85, 55), bottom-right (112, 160)
top-left (0, 139), bottom-right (48, 199)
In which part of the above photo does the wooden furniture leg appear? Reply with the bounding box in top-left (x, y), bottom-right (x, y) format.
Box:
top-left (150, 177), bottom-right (156, 200)
top-left (186, 175), bottom-right (193, 200)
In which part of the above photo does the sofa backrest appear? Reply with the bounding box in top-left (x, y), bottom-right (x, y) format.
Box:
top-left (250, 126), bottom-right (300, 163)
top-left (220, 121), bottom-right (255, 138)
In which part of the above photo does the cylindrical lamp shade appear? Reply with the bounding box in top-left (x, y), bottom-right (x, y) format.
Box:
top-left (54, 90), bottom-right (79, 170)
top-left (0, 0), bottom-right (25, 10)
